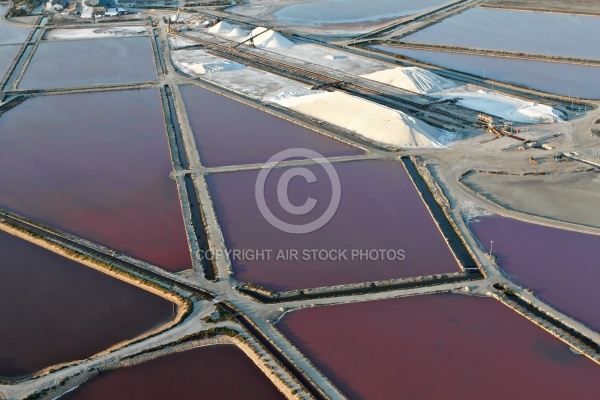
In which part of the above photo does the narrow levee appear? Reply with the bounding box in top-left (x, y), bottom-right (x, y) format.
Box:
top-left (219, 303), bottom-right (328, 400)
top-left (0, 230), bottom-right (173, 380)
top-left (402, 156), bottom-right (480, 272)
top-left (61, 345), bottom-right (285, 400)
top-left (184, 173), bottom-right (217, 281)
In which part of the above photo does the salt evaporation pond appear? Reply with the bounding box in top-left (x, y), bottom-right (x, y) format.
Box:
top-left (0, 90), bottom-right (191, 271)
top-left (206, 160), bottom-right (460, 291)
top-left (0, 44), bottom-right (20, 79)
top-left (372, 45), bottom-right (600, 99)
top-left (278, 294), bottom-right (600, 399)
top-left (62, 345), bottom-right (284, 400)
top-left (180, 85), bottom-right (363, 167)
top-left (0, 4), bottom-right (32, 44)
top-left (19, 37), bottom-right (156, 89)
top-left (469, 215), bottom-right (600, 332)
top-left (404, 8), bottom-right (600, 60)
top-left (273, 0), bottom-right (448, 26)
top-left (0, 231), bottom-right (172, 379)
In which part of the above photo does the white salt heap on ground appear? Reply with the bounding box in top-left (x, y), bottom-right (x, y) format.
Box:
top-left (45, 27), bottom-right (147, 40)
top-left (364, 66), bottom-right (563, 123)
top-left (207, 21), bottom-right (235, 34)
top-left (270, 91), bottom-right (445, 148)
top-left (171, 49), bottom-right (245, 75)
top-left (362, 67), bottom-right (457, 94)
top-left (181, 60), bottom-right (245, 74)
top-left (228, 27), bottom-right (250, 37)
top-left (324, 54), bottom-right (348, 60)
top-left (435, 86), bottom-right (565, 124)
top-left (245, 27), bottom-right (293, 48)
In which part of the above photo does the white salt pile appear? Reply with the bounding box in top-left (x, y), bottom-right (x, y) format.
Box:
top-left (269, 89), bottom-right (317, 102)
top-left (271, 91), bottom-right (445, 148)
top-left (364, 67), bottom-right (563, 123)
top-left (245, 27), bottom-right (293, 48)
top-left (324, 54), bottom-right (348, 60)
top-left (169, 36), bottom-right (198, 49)
top-left (227, 27), bottom-right (250, 37)
top-left (435, 86), bottom-right (565, 124)
top-left (362, 67), bottom-right (456, 94)
top-left (45, 27), bottom-right (148, 40)
top-left (208, 21), bottom-right (235, 34)
top-left (179, 60), bottom-right (245, 74)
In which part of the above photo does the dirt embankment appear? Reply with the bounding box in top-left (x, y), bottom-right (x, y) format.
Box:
top-left (0, 221), bottom-right (192, 380)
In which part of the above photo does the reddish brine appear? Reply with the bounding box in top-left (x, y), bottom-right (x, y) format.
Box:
top-left (180, 85), bottom-right (363, 168)
top-left (0, 231), bottom-right (172, 379)
top-left (278, 293), bottom-right (600, 399)
top-left (207, 160), bottom-right (460, 290)
top-left (62, 345), bottom-right (284, 400)
top-left (470, 215), bottom-right (600, 332)
top-left (0, 90), bottom-right (191, 271)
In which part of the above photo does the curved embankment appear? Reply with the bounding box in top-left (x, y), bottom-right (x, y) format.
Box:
top-left (458, 169), bottom-right (600, 236)
top-left (0, 218), bottom-right (192, 382)
top-left (119, 335), bottom-right (300, 399)
top-left (0, 212), bottom-right (321, 398)
top-left (26, 331), bottom-right (302, 400)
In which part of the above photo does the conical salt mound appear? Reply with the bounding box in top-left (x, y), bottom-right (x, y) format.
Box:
top-left (362, 67), bottom-right (457, 94)
top-left (271, 91), bottom-right (445, 148)
top-left (245, 27), bottom-right (293, 48)
top-left (208, 20), bottom-right (235, 34)
top-left (228, 27), bottom-right (250, 37)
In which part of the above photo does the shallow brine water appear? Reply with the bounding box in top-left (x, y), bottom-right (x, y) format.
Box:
top-left (62, 345), bottom-right (284, 400)
top-left (274, 0), bottom-right (449, 26)
top-left (180, 85), bottom-right (363, 168)
top-left (0, 44), bottom-right (20, 80)
top-left (0, 90), bottom-right (191, 271)
top-left (404, 8), bottom-right (600, 60)
top-left (0, 231), bottom-right (172, 379)
top-left (0, 4), bottom-right (31, 45)
top-left (372, 45), bottom-right (600, 99)
top-left (469, 215), bottom-right (600, 332)
top-left (19, 37), bottom-right (156, 89)
top-left (206, 160), bottom-right (460, 291)
top-left (278, 293), bottom-right (600, 399)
